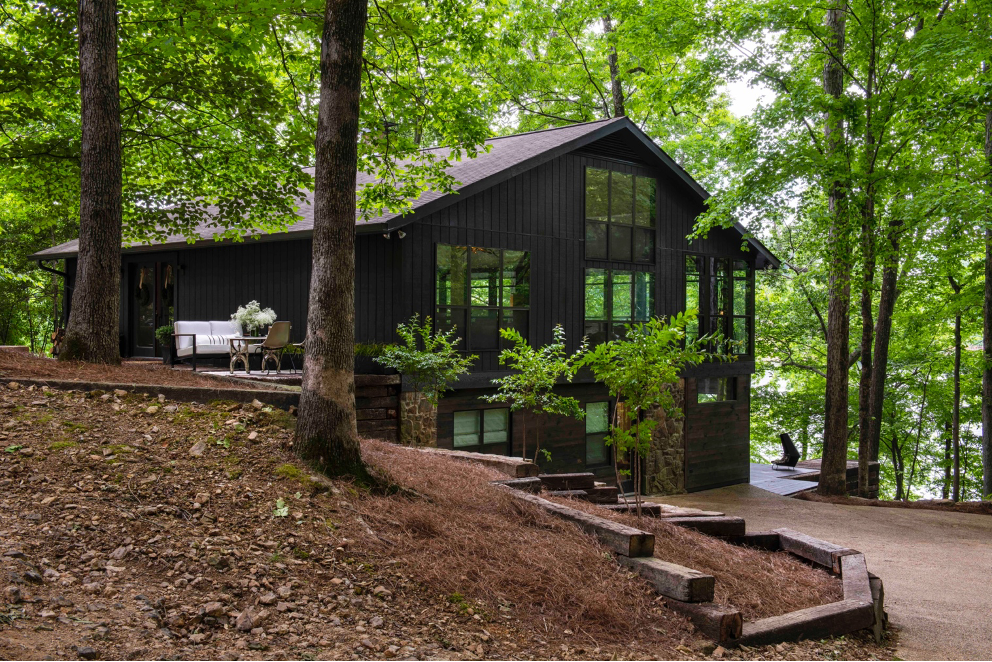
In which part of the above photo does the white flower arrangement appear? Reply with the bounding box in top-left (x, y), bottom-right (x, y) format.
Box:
top-left (231, 300), bottom-right (277, 335)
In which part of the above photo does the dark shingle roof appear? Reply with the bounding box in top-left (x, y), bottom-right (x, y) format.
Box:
top-left (33, 117), bottom-right (777, 267)
top-left (34, 118), bottom-right (630, 259)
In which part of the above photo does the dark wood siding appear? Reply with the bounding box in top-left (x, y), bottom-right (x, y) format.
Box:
top-left (684, 375), bottom-right (751, 492)
top-left (116, 233), bottom-right (400, 357)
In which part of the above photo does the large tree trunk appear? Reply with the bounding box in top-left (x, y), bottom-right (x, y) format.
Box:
top-left (983, 94), bottom-right (992, 500)
top-left (602, 15), bottom-right (625, 117)
top-left (819, 0), bottom-right (851, 496)
top-left (61, 0), bottom-right (122, 364)
top-left (293, 0), bottom-right (369, 479)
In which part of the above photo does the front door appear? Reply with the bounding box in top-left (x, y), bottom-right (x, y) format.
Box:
top-left (130, 262), bottom-right (176, 357)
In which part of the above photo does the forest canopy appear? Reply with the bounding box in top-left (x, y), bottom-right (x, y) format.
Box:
top-left (1, 0), bottom-right (989, 499)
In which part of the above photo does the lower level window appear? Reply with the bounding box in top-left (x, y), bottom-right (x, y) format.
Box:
top-left (585, 401), bottom-right (610, 465)
top-left (696, 378), bottom-right (736, 403)
top-left (454, 408), bottom-right (509, 447)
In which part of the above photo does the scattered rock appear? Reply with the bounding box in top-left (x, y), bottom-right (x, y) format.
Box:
top-left (251, 399), bottom-right (263, 409)
top-left (189, 633), bottom-right (211, 644)
top-left (7, 381), bottom-right (21, 390)
top-left (113, 389), bottom-right (127, 397)
top-left (276, 585), bottom-right (292, 599)
top-left (200, 601), bottom-right (225, 617)
top-left (370, 615), bottom-right (384, 628)
top-left (5, 586), bottom-right (22, 603)
top-left (189, 440), bottom-right (207, 457)
top-left (77, 646), bottom-right (100, 660)
top-left (258, 591), bottom-right (277, 605)
top-left (247, 431), bottom-right (258, 441)
top-left (145, 406), bottom-right (159, 414)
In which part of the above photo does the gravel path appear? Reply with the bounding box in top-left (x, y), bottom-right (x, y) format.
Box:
top-left (655, 484), bottom-right (992, 661)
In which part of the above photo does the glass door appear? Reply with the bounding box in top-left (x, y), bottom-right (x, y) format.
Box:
top-left (132, 264), bottom-right (156, 357)
top-left (131, 261), bottom-right (176, 358)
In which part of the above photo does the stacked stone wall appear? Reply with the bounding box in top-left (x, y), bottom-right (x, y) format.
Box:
top-left (644, 379), bottom-right (686, 496)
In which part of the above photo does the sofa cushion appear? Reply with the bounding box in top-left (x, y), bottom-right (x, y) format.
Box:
top-left (174, 321), bottom-right (211, 350)
top-left (211, 320), bottom-right (242, 337)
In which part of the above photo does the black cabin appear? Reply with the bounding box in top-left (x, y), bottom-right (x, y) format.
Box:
top-left (34, 117), bottom-right (779, 494)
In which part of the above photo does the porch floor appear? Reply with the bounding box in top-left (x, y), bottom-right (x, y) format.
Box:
top-left (748, 462), bottom-right (819, 496)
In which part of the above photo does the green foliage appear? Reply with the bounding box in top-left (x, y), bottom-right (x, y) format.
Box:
top-left (154, 326), bottom-right (173, 346)
top-left (375, 314), bottom-right (476, 407)
top-left (484, 325), bottom-right (585, 461)
top-left (580, 313), bottom-right (733, 502)
top-left (272, 498), bottom-right (289, 518)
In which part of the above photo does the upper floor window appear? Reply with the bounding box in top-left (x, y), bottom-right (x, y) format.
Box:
top-left (585, 167), bottom-right (656, 263)
top-left (584, 268), bottom-right (654, 345)
top-left (685, 256), bottom-right (754, 355)
top-left (436, 245), bottom-right (530, 351)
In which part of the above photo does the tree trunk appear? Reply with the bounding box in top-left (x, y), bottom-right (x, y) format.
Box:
top-left (856, 36), bottom-right (877, 498)
top-left (890, 431), bottom-right (903, 501)
top-left (942, 422), bottom-right (951, 500)
top-left (602, 15), bottom-right (625, 118)
top-left (293, 0), bottom-right (369, 479)
top-left (856, 215), bottom-right (875, 496)
top-left (863, 215), bottom-right (901, 494)
top-left (983, 88), bottom-right (992, 500)
top-left (61, 0), bottom-right (122, 364)
top-left (819, 0), bottom-right (851, 497)
top-left (950, 276), bottom-right (962, 501)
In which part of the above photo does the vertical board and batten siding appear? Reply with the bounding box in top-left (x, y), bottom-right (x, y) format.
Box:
top-left (115, 234), bottom-right (401, 356)
top-left (684, 375), bottom-right (752, 492)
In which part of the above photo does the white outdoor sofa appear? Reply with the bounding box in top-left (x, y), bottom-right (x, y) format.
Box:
top-left (173, 320), bottom-right (242, 372)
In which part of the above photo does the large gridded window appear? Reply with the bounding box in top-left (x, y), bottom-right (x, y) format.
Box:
top-left (585, 401), bottom-right (610, 466)
top-left (453, 409), bottom-right (510, 448)
top-left (584, 268), bottom-right (654, 345)
top-left (585, 167), bottom-right (656, 262)
top-left (437, 245), bottom-right (530, 351)
top-left (685, 256), bottom-right (754, 355)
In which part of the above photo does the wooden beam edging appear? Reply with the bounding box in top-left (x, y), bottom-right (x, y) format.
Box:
top-left (6, 377), bottom-right (299, 410)
top-left (732, 599), bottom-right (875, 647)
top-left (618, 556), bottom-right (715, 602)
top-left (773, 527), bottom-right (859, 573)
top-left (416, 448), bottom-right (539, 478)
top-left (497, 486), bottom-right (654, 557)
top-left (664, 599), bottom-right (743, 642)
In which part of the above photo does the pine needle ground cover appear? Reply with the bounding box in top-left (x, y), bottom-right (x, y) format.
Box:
top-left (0, 381), bottom-right (892, 660)
top-left (0, 350), bottom-right (272, 391)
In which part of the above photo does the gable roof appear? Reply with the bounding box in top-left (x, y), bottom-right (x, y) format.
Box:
top-left (32, 117), bottom-right (779, 267)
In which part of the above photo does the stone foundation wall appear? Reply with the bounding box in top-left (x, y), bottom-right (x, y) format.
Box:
top-left (399, 391), bottom-right (437, 447)
top-left (644, 379), bottom-right (686, 496)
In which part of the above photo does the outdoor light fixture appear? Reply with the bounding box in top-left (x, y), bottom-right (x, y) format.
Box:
top-left (397, 230), bottom-right (406, 239)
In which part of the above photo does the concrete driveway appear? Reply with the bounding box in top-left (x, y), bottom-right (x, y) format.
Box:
top-left (656, 484), bottom-right (992, 661)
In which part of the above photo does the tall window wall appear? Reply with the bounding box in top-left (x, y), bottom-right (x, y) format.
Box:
top-left (436, 245), bottom-right (530, 351)
top-left (685, 256), bottom-right (754, 355)
top-left (585, 167), bottom-right (656, 262)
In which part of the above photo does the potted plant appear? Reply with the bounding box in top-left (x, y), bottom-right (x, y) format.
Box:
top-left (231, 300), bottom-right (277, 336)
top-left (155, 325), bottom-right (175, 364)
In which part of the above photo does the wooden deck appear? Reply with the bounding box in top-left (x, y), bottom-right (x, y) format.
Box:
top-left (749, 463), bottom-right (819, 496)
